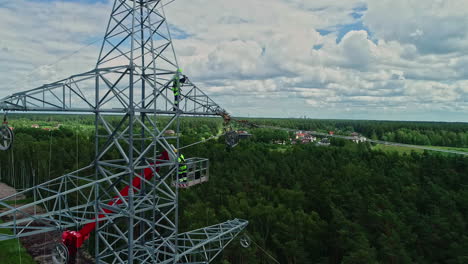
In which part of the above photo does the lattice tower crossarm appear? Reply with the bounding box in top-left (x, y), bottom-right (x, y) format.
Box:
top-left (0, 0), bottom-right (246, 263)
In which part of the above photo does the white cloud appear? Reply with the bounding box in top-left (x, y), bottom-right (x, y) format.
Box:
top-left (0, 0), bottom-right (110, 94)
top-left (0, 0), bottom-right (467, 121)
top-left (363, 0), bottom-right (468, 54)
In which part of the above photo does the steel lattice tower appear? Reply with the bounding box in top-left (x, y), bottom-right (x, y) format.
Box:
top-left (0, 0), bottom-right (248, 263)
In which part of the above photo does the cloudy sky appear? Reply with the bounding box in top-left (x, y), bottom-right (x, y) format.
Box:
top-left (0, 0), bottom-right (467, 121)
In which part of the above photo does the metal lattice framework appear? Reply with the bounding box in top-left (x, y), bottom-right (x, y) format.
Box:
top-left (0, 0), bottom-right (247, 263)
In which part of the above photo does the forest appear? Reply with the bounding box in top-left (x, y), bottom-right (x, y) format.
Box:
top-left (0, 115), bottom-right (467, 263)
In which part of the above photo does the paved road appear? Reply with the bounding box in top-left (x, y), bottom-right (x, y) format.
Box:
top-left (260, 125), bottom-right (468, 156)
top-left (367, 139), bottom-right (468, 156)
top-left (0, 182), bottom-right (25, 200)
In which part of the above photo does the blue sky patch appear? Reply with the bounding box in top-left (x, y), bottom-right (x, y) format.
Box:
top-left (350, 5), bottom-right (367, 19)
top-left (336, 21), bottom-right (372, 43)
top-left (316, 4), bottom-right (375, 44)
top-left (169, 25), bottom-right (191, 40)
top-left (317, 29), bottom-right (332, 36)
top-left (317, 4), bottom-right (372, 43)
top-left (353, 5), bottom-right (368, 12)
top-left (350, 12), bottom-right (363, 19)
top-left (313, 44), bottom-right (323, 50)
top-left (318, 21), bottom-right (374, 44)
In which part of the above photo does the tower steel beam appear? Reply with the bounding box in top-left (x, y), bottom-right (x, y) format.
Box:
top-left (0, 69), bottom-right (224, 116)
top-left (0, 0), bottom-right (246, 263)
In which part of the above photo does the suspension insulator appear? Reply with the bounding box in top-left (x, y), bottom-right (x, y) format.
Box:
top-left (0, 125), bottom-right (13, 151)
top-left (240, 234), bottom-right (251, 248)
top-left (225, 131), bottom-right (239, 148)
top-left (52, 243), bottom-right (69, 264)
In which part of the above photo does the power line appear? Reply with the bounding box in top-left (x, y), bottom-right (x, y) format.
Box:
top-left (179, 133), bottom-right (225, 150)
top-left (3, 38), bottom-right (101, 89)
top-left (250, 238), bottom-right (281, 264)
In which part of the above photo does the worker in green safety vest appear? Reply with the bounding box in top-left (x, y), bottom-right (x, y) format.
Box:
top-left (172, 68), bottom-right (186, 110)
top-left (178, 154), bottom-right (188, 183)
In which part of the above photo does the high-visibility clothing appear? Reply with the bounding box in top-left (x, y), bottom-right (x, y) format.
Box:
top-left (179, 177), bottom-right (187, 183)
top-left (178, 154), bottom-right (187, 183)
top-left (179, 166), bottom-right (187, 174)
top-left (172, 85), bottom-right (180, 95)
top-left (172, 73), bottom-right (181, 96)
top-left (178, 154), bottom-right (187, 174)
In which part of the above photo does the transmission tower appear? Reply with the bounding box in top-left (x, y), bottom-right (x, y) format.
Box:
top-left (0, 0), bottom-right (247, 263)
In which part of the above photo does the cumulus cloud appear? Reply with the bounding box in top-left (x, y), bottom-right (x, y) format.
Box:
top-left (0, 0), bottom-right (110, 94)
top-left (363, 0), bottom-right (468, 54)
top-left (0, 0), bottom-right (467, 121)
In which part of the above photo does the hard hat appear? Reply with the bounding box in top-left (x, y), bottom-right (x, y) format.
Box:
top-left (177, 68), bottom-right (183, 73)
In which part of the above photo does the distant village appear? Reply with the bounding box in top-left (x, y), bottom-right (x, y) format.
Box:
top-left (232, 129), bottom-right (368, 146)
top-left (23, 125), bottom-right (368, 147)
top-left (287, 131), bottom-right (368, 146)
top-left (30, 123), bottom-right (63, 131)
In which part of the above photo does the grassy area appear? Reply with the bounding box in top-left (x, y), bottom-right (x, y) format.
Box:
top-left (0, 220), bottom-right (35, 264)
top-left (374, 144), bottom-right (468, 155)
top-left (269, 145), bottom-right (290, 153)
top-left (2, 198), bottom-right (35, 206)
top-left (373, 144), bottom-right (424, 154)
top-left (427, 145), bottom-right (468, 153)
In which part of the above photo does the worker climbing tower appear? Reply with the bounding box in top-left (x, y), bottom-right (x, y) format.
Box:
top-left (0, 0), bottom-right (247, 263)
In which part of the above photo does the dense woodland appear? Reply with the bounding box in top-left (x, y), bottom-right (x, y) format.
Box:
top-left (0, 115), bottom-right (468, 263)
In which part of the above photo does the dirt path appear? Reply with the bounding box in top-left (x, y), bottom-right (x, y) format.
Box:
top-left (0, 183), bottom-right (25, 201)
top-left (0, 182), bottom-right (94, 264)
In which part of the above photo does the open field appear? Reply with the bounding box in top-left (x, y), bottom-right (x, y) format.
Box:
top-left (0, 220), bottom-right (36, 264)
top-left (374, 144), bottom-right (468, 155)
top-left (429, 145), bottom-right (468, 153)
top-left (373, 144), bottom-right (425, 154)
top-left (0, 184), bottom-right (36, 264)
